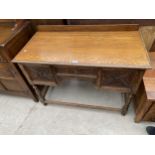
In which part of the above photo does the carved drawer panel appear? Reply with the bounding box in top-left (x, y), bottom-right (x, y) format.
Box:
top-left (100, 69), bottom-right (135, 92)
top-left (0, 63), bottom-right (14, 79)
top-left (24, 64), bottom-right (56, 86)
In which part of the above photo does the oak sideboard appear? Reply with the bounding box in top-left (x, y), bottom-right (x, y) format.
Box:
top-left (0, 20), bottom-right (38, 101)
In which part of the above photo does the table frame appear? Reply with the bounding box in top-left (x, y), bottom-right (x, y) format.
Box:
top-left (18, 63), bottom-right (144, 115)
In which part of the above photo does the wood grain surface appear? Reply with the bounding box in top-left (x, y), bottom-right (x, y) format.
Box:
top-left (13, 30), bottom-right (150, 69)
top-left (143, 52), bottom-right (155, 100)
top-left (0, 21), bottom-right (38, 101)
top-left (0, 26), bottom-right (13, 44)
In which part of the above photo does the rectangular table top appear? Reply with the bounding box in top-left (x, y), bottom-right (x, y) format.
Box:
top-left (13, 31), bottom-right (151, 69)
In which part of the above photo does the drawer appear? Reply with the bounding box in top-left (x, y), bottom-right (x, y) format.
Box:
top-left (56, 66), bottom-right (97, 79)
top-left (100, 69), bottom-right (135, 92)
top-left (143, 103), bottom-right (155, 121)
top-left (0, 63), bottom-right (14, 79)
top-left (24, 64), bottom-right (56, 86)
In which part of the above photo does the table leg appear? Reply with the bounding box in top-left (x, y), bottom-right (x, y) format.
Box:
top-left (32, 85), bottom-right (47, 105)
top-left (18, 64), bottom-right (47, 105)
top-left (121, 93), bottom-right (133, 115)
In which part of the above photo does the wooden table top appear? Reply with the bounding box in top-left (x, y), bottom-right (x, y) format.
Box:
top-left (143, 52), bottom-right (155, 101)
top-left (0, 26), bottom-right (13, 44)
top-left (13, 31), bottom-right (150, 69)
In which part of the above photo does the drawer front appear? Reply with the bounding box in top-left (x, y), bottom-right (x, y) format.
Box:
top-left (24, 64), bottom-right (56, 85)
top-left (0, 63), bottom-right (14, 79)
top-left (100, 69), bottom-right (136, 91)
top-left (56, 66), bottom-right (97, 78)
top-left (101, 69), bottom-right (134, 85)
top-left (143, 103), bottom-right (155, 121)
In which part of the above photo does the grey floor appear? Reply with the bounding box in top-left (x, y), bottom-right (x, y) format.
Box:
top-left (0, 80), bottom-right (154, 135)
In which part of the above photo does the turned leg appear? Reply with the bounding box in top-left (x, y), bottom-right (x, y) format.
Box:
top-left (32, 85), bottom-right (47, 105)
top-left (121, 93), bottom-right (133, 115)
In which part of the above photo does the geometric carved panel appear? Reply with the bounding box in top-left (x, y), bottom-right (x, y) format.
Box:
top-left (101, 68), bottom-right (139, 91)
top-left (24, 64), bottom-right (54, 81)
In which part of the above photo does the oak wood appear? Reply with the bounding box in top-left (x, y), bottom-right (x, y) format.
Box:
top-left (18, 63), bottom-right (143, 115)
top-left (0, 26), bottom-right (14, 44)
top-left (143, 53), bottom-right (155, 101)
top-left (149, 52), bottom-right (155, 68)
top-left (150, 39), bottom-right (155, 51)
top-left (14, 25), bottom-right (149, 115)
top-left (140, 26), bottom-right (155, 51)
top-left (36, 24), bottom-right (139, 31)
top-left (100, 85), bottom-right (130, 93)
top-left (66, 19), bottom-right (155, 26)
top-left (30, 19), bottom-right (66, 25)
top-left (143, 103), bottom-right (155, 121)
top-left (134, 52), bottom-right (155, 122)
top-left (45, 99), bottom-right (121, 112)
top-left (134, 81), bottom-right (153, 122)
top-left (0, 63), bottom-right (14, 79)
top-left (13, 29), bottom-right (150, 69)
top-left (39, 86), bottom-right (49, 98)
top-left (32, 80), bottom-right (57, 86)
top-left (0, 21), bottom-right (38, 101)
top-left (0, 81), bottom-right (6, 90)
